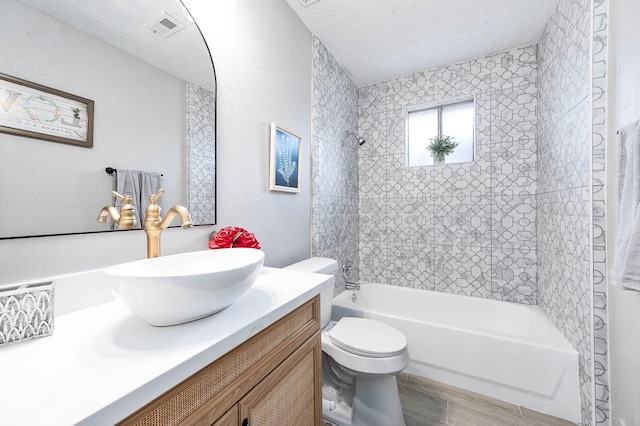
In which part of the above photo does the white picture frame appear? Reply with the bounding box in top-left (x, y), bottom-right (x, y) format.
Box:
top-left (269, 122), bottom-right (301, 193)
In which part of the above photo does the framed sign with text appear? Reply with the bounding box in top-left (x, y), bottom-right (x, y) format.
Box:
top-left (0, 73), bottom-right (94, 148)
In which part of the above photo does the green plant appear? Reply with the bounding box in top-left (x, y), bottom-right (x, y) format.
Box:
top-left (427, 135), bottom-right (458, 162)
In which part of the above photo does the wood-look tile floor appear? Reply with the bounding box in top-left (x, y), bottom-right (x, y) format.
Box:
top-left (324, 373), bottom-right (578, 426)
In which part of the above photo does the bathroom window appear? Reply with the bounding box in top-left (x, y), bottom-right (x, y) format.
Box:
top-left (406, 97), bottom-right (475, 166)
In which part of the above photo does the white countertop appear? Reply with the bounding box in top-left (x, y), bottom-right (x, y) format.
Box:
top-left (0, 267), bottom-right (332, 425)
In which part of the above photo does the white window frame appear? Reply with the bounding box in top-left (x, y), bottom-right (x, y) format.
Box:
top-left (405, 95), bottom-right (476, 167)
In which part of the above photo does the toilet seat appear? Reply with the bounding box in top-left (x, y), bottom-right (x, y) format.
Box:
top-left (329, 317), bottom-right (407, 358)
top-left (322, 318), bottom-right (410, 375)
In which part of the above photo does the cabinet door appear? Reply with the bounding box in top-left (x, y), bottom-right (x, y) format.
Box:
top-left (238, 333), bottom-right (321, 426)
top-left (212, 405), bottom-right (238, 426)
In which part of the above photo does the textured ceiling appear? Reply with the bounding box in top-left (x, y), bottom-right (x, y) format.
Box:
top-left (284, 0), bottom-right (559, 87)
top-left (16, 0), bottom-right (215, 91)
top-left (16, 0), bottom-right (559, 92)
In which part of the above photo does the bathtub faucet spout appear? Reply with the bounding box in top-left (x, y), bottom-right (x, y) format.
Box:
top-left (346, 281), bottom-right (360, 301)
top-left (345, 281), bottom-right (360, 291)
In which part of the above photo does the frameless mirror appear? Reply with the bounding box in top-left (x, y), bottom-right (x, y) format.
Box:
top-left (0, 0), bottom-right (216, 239)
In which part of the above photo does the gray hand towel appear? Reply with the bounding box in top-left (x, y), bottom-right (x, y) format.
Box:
top-left (611, 119), bottom-right (640, 291)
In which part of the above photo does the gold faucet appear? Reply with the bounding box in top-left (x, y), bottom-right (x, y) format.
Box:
top-left (97, 191), bottom-right (137, 230)
top-left (97, 189), bottom-right (193, 258)
top-left (143, 189), bottom-right (193, 258)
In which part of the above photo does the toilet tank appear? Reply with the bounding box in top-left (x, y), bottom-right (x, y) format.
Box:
top-left (284, 257), bottom-right (338, 328)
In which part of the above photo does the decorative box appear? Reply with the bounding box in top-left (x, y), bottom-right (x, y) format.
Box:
top-left (0, 281), bottom-right (54, 347)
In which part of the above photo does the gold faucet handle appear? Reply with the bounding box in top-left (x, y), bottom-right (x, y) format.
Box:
top-left (112, 191), bottom-right (131, 203)
top-left (149, 189), bottom-right (165, 204)
top-left (146, 189), bottom-right (164, 222)
top-left (111, 191), bottom-right (136, 229)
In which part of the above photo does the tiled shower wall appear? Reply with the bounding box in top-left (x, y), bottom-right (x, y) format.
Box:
top-left (311, 38), bottom-right (359, 294)
top-left (186, 82), bottom-right (216, 225)
top-left (357, 44), bottom-right (538, 304)
top-left (311, 3), bottom-right (609, 422)
top-left (536, 0), bottom-right (601, 423)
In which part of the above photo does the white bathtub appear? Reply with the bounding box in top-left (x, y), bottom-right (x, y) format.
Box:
top-left (331, 284), bottom-right (580, 423)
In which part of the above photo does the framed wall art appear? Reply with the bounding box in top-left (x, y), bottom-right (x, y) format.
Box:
top-left (269, 122), bottom-right (301, 193)
top-left (0, 73), bottom-right (94, 148)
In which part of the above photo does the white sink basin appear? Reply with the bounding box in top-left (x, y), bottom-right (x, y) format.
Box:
top-left (104, 248), bottom-right (265, 326)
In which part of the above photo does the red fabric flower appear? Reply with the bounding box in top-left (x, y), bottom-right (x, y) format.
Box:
top-left (234, 230), bottom-right (261, 249)
top-left (208, 227), bottom-right (238, 249)
top-left (209, 226), bottom-right (260, 250)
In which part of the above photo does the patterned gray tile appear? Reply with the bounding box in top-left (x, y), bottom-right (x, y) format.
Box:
top-left (385, 195), bottom-right (434, 245)
top-left (490, 141), bottom-right (537, 196)
top-left (537, 187), bottom-right (590, 276)
top-left (386, 108), bottom-right (407, 157)
top-left (359, 196), bottom-right (386, 242)
top-left (386, 240), bottom-right (434, 290)
top-left (358, 82), bottom-right (386, 117)
top-left (474, 92), bottom-right (493, 163)
top-left (186, 82), bottom-right (216, 225)
top-left (386, 155), bottom-right (432, 198)
top-left (312, 195), bottom-right (358, 253)
top-left (313, 39), bottom-right (359, 152)
top-left (491, 87), bottom-right (538, 143)
top-left (538, 0), bottom-right (590, 128)
top-left (358, 154), bottom-right (388, 198)
top-left (358, 241), bottom-right (389, 284)
top-left (356, 43), bottom-right (539, 305)
top-left (491, 195), bottom-right (537, 247)
top-left (433, 196), bottom-right (491, 247)
top-left (314, 136), bottom-right (359, 199)
top-left (491, 245), bottom-right (537, 304)
top-left (311, 37), bottom-right (359, 283)
top-left (357, 111), bottom-right (386, 157)
top-left (384, 72), bottom-right (431, 110)
top-left (434, 242), bottom-right (492, 298)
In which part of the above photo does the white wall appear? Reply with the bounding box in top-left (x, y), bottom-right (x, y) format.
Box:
top-left (184, 0), bottom-right (312, 268)
top-left (0, 0), bottom-right (312, 286)
top-left (607, 0), bottom-right (640, 423)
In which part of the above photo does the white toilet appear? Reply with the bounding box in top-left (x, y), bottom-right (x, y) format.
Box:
top-left (285, 257), bottom-right (409, 426)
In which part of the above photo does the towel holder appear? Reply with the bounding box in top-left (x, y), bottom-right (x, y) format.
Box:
top-left (105, 167), bottom-right (163, 176)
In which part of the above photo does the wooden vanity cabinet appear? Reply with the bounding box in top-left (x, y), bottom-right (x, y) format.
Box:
top-left (119, 296), bottom-right (322, 426)
top-left (211, 406), bottom-right (238, 426)
top-left (238, 335), bottom-right (320, 424)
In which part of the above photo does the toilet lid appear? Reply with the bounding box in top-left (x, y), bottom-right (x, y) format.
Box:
top-left (329, 317), bottom-right (407, 358)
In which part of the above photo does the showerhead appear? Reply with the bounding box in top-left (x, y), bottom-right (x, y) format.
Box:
top-left (347, 131), bottom-right (366, 146)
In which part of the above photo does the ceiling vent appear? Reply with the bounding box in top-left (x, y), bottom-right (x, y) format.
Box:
top-left (145, 13), bottom-right (185, 38)
top-left (298, 0), bottom-right (321, 6)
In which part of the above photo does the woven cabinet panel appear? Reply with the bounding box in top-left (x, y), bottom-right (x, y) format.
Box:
top-left (249, 347), bottom-right (316, 425)
top-left (124, 300), bottom-right (316, 426)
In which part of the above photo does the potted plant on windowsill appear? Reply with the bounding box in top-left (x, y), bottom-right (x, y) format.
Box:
top-left (427, 135), bottom-right (458, 164)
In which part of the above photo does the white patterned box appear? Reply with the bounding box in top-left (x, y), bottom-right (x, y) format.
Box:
top-left (0, 281), bottom-right (54, 346)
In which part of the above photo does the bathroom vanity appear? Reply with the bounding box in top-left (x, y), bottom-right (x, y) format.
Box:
top-left (0, 267), bottom-right (331, 425)
top-left (120, 296), bottom-right (321, 425)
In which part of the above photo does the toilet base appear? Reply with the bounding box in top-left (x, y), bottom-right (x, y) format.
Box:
top-left (322, 372), bottom-right (406, 426)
